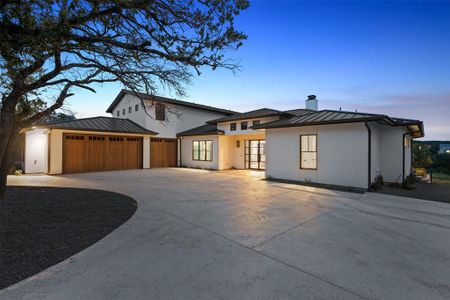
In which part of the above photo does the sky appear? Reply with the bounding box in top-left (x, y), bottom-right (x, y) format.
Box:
top-left (65, 1), bottom-right (450, 140)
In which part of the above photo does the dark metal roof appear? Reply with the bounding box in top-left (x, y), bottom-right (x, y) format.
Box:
top-left (39, 116), bottom-right (157, 135)
top-left (284, 108), bottom-right (316, 116)
top-left (177, 124), bottom-right (224, 137)
top-left (106, 90), bottom-right (237, 115)
top-left (207, 108), bottom-right (289, 124)
top-left (253, 109), bottom-right (424, 138)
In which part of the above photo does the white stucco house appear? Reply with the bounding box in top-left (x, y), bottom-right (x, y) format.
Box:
top-left (23, 91), bottom-right (424, 190)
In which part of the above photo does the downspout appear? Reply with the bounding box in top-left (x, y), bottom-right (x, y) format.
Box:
top-left (364, 122), bottom-right (372, 191)
top-left (177, 137), bottom-right (182, 167)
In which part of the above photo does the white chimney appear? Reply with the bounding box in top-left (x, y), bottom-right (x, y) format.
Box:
top-left (306, 95), bottom-right (318, 110)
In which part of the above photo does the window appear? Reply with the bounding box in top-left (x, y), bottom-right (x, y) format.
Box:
top-left (122, 108), bottom-right (126, 115)
top-left (241, 121), bottom-right (248, 130)
top-left (135, 104), bottom-right (139, 112)
top-left (252, 120), bottom-right (260, 127)
top-left (155, 103), bottom-right (165, 121)
top-left (116, 111), bottom-right (120, 117)
top-left (192, 140), bottom-right (213, 161)
top-left (128, 106), bottom-right (132, 114)
top-left (230, 123), bottom-right (237, 131)
top-left (300, 134), bottom-right (317, 169)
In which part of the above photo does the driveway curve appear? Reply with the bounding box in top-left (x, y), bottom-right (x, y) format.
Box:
top-left (2, 168), bottom-right (450, 300)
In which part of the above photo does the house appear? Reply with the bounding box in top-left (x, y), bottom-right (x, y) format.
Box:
top-left (23, 91), bottom-right (424, 190)
top-left (23, 90), bottom-right (235, 174)
top-left (177, 95), bottom-right (424, 189)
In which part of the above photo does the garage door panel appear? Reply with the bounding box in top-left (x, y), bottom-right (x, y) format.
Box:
top-left (63, 134), bottom-right (143, 174)
top-left (151, 138), bottom-right (177, 168)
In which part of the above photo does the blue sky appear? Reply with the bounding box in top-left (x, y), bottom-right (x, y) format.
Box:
top-left (66, 1), bottom-right (450, 140)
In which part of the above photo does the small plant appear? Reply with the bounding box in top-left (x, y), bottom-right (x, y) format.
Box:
top-left (371, 171), bottom-right (384, 190)
top-left (303, 178), bottom-right (312, 185)
top-left (14, 169), bottom-right (23, 176)
top-left (402, 172), bottom-right (416, 190)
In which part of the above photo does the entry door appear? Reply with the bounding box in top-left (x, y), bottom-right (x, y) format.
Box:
top-left (245, 140), bottom-right (265, 170)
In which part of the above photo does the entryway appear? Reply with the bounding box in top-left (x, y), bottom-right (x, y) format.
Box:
top-left (244, 140), bottom-right (265, 170)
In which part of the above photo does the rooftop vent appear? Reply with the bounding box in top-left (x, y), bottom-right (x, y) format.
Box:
top-left (306, 95), bottom-right (318, 110)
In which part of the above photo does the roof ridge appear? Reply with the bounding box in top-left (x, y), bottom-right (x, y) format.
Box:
top-left (107, 89), bottom-right (237, 115)
top-left (41, 116), bottom-right (108, 125)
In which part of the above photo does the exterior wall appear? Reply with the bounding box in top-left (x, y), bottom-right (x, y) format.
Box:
top-left (46, 129), bottom-right (151, 175)
top-left (180, 135), bottom-right (220, 170)
top-left (265, 123), bottom-right (369, 189)
top-left (219, 133), bottom-right (266, 169)
top-left (112, 94), bottom-right (230, 138)
top-left (25, 128), bottom-right (49, 174)
top-left (217, 116), bottom-right (279, 136)
top-left (378, 126), bottom-right (406, 183)
top-left (143, 136), bottom-right (150, 169)
top-left (404, 135), bottom-right (412, 177)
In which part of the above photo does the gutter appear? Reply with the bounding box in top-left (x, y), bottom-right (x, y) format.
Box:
top-left (364, 122), bottom-right (372, 191)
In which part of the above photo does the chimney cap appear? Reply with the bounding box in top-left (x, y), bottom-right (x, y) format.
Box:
top-left (307, 95), bottom-right (316, 100)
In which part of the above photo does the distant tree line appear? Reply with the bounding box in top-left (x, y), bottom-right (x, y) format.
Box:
top-left (413, 141), bottom-right (450, 174)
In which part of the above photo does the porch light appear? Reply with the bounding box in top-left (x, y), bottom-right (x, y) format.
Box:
top-left (236, 140), bottom-right (240, 148)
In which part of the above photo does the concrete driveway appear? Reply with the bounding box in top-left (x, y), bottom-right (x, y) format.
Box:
top-left (2, 168), bottom-right (450, 300)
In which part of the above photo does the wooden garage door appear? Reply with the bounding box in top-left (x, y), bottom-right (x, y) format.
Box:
top-left (63, 134), bottom-right (143, 174)
top-left (150, 138), bottom-right (177, 168)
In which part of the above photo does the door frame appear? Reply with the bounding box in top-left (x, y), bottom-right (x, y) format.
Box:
top-left (244, 139), bottom-right (266, 170)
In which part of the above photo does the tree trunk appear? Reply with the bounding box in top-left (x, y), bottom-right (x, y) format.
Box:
top-left (0, 95), bottom-right (19, 200)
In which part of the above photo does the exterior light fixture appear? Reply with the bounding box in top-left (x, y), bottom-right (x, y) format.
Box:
top-left (236, 140), bottom-right (240, 148)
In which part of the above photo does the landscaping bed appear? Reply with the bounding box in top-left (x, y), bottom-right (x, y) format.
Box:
top-left (0, 186), bottom-right (137, 290)
top-left (376, 183), bottom-right (450, 204)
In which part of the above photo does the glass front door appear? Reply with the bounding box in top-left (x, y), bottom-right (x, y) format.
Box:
top-left (245, 140), bottom-right (265, 170)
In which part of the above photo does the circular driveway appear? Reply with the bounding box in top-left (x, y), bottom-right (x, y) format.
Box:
top-left (3, 168), bottom-right (450, 299)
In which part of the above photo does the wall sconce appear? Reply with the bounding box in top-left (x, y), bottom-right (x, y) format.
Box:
top-left (236, 140), bottom-right (240, 148)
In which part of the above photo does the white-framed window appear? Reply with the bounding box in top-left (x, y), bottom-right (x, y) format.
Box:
top-left (192, 140), bottom-right (213, 161)
top-left (300, 134), bottom-right (317, 169)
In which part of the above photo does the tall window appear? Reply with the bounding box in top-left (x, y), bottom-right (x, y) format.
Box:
top-left (192, 140), bottom-right (213, 161)
top-left (128, 106), bottom-right (132, 113)
top-left (122, 108), bottom-right (126, 115)
top-left (230, 123), bottom-right (236, 131)
top-left (241, 121), bottom-right (248, 130)
top-left (300, 135), bottom-right (317, 169)
top-left (135, 104), bottom-right (139, 111)
top-left (116, 111), bottom-right (120, 117)
top-left (155, 103), bottom-right (166, 121)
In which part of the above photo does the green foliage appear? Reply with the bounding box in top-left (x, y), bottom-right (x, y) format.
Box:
top-left (413, 141), bottom-right (450, 174)
top-left (402, 173), bottom-right (416, 190)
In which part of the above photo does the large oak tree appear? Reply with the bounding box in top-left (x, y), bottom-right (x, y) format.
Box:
top-left (0, 0), bottom-right (248, 198)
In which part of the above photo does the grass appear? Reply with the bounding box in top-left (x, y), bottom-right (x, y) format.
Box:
top-left (433, 172), bottom-right (450, 185)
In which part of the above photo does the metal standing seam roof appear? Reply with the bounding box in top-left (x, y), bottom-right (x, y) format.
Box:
top-left (106, 89), bottom-right (237, 115)
top-left (177, 124), bottom-right (225, 137)
top-left (253, 110), bottom-right (424, 138)
top-left (39, 116), bottom-right (158, 135)
top-left (206, 108), bottom-right (290, 124)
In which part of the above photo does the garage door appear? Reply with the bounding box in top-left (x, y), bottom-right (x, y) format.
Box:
top-left (150, 138), bottom-right (177, 168)
top-left (63, 134), bottom-right (143, 174)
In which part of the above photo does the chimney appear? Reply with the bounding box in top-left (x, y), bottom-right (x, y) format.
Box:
top-left (306, 95), bottom-right (318, 110)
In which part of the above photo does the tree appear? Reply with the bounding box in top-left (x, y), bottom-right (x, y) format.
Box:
top-left (0, 0), bottom-right (248, 198)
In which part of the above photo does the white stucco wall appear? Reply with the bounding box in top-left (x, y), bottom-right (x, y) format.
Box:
top-left (217, 116), bottom-right (278, 136)
top-left (378, 126), bottom-right (406, 183)
top-left (265, 123), bottom-right (369, 189)
top-left (25, 128), bottom-right (49, 174)
top-left (112, 94), bottom-right (230, 138)
top-left (180, 135), bottom-right (220, 170)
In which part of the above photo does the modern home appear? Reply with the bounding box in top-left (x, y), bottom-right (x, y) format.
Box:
top-left (23, 90), bottom-right (424, 190)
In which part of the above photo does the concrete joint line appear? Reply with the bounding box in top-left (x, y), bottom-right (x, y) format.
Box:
top-left (158, 208), bottom-right (369, 300)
